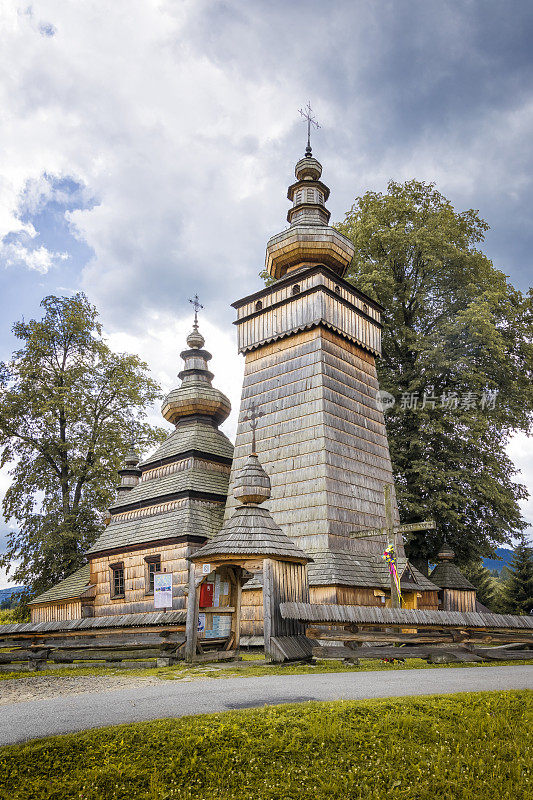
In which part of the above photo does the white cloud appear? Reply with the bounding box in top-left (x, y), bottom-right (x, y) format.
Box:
top-left (2, 240), bottom-right (67, 274)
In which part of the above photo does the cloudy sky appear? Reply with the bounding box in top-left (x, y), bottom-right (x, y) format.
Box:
top-left (1, 0), bottom-right (532, 585)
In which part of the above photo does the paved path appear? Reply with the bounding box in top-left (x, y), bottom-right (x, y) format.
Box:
top-left (1, 665), bottom-right (531, 746)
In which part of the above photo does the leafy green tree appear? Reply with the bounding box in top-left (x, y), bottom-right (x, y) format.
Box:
top-left (0, 294), bottom-right (166, 599)
top-left (461, 561), bottom-right (495, 610)
top-left (500, 534), bottom-right (533, 614)
top-left (337, 180), bottom-right (533, 569)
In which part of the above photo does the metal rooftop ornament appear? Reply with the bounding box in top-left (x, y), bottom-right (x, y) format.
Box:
top-left (242, 401), bottom-right (265, 455)
top-left (188, 294), bottom-right (204, 328)
top-left (299, 101), bottom-right (320, 156)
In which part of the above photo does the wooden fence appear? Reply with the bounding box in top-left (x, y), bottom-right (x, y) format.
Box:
top-left (279, 602), bottom-right (533, 663)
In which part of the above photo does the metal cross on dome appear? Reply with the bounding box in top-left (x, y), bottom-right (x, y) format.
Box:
top-left (189, 294), bottom-right (204, 327)
top-left (243, 401), bottom-right (265, 455)
top-left (299, 101), bottom-right (320, 153)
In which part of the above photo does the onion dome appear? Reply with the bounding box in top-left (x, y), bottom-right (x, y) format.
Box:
top-left (116, 448), bottom-right (141, 499)
top-left (161, 322), bottom-right (231, 426)
top-left (190, 452), bottom-right (312, 563)
top-left (233, 453), bottom-right (271, 505)
top-left (264, 152), bottom-right (354, 281)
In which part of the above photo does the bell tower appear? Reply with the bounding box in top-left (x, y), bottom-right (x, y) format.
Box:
top-left (226, 138), bottom-right (403, 575)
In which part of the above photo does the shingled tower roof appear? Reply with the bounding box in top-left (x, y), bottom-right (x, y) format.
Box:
top-left (191, 453), bottom-right (311, 563)
top-left (430, 543), bottom-right (476, 591)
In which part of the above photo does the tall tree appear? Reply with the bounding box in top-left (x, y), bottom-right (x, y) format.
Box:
top-left (500, 534), bottom-right (533, 614)
top-left (337, 180), bottom-right (533, 568)
top-left (461, 561), bottom-right (496, 610)
top-left (0, 294), bottom-right (165, 597)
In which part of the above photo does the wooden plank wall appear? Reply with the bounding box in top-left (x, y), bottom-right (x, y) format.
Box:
top-left (90, 542), bottom-right (191, 616)
top-left (30, 601), bottom-right (82, 624)
top-left (442, 589), bottom-right (476, 612)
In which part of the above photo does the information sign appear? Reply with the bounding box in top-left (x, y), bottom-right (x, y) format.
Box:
top-left (154, 572), bottom-right (173, 609)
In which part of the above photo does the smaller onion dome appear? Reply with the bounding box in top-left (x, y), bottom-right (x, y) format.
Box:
top-left (233, 453), bottom-right (271, 505)
top-left (161, 322), bottom-right (231, 427)
top-left (436, 542), bottom-right (455, 562)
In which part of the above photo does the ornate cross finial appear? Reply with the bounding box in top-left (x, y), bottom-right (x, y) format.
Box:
top-left (299, 101), bottom-right (320, 156)
top-left (243, 401), bottom-right (265, 455)
top-left (188, 294), bottom-right (204, 328)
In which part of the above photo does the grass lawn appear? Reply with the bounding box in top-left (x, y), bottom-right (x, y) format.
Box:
top-left (1, 654), bottom-right (533, 681)
top-left (0, 690), bottom-right (530, 799)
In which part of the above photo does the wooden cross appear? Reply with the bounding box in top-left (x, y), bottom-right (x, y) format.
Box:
top-left (243, 401), bottom-right (265, 455)
top-left (350, 484), bottom-right (436, 608)
top-left (188, 294), bottom-right (204, 326)
top-left (299, 101), bottom-right (320, 151)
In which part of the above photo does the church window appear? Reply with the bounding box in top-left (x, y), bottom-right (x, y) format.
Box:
top-left (292, 284), bottom-right (301, 295)
top-left (306, 188), bottom-right (314, 202)
top-left (334, 285), bottom-right (341, 294)
top-left (255, 300), bottom-right (263, 311)
top-left (295, 191), bottom-right (302, 204)
top-left (362, 303), bottom-right (369, 314)
top-left (317, 191), bottom-right (324, 204)
top-left (145, 555), bottom-right (161, 594)
top-left (110, 563), bottom-right (125, 598)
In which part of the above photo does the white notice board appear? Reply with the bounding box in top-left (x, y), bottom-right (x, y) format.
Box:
top-left (154, 572), bottom-right (173, 609)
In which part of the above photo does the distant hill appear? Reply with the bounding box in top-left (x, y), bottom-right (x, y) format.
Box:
top-left (0, 586), bottom-right (24, 605)
top-left (482, 548), bottom-right (513, 573)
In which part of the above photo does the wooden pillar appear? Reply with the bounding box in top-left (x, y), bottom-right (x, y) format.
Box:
top-left (234, 570), bottom-right (242, 653)
top-left (184, 562), bottom-right (199, 663)
top-left (263, 558), bottom-right (273, 659)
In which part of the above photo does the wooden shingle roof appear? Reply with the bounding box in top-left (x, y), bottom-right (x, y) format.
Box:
top-left (28, 564), bottom-right (92, 605)
top-left (430, 561), bottom-right (476, 590)
top-left (87, 504), bottom-right (225, 555)
top-left (140, 420), bottom-right (233, 467)
top-left (305, 550), bottom-right (439, 591)
top-left (190, 505), bottom-right (311, 562)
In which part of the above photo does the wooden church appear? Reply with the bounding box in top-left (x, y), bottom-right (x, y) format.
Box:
top-left (29, 142), bottom-right (471, 629)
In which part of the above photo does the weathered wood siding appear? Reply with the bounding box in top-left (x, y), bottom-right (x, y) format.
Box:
top-left (90, 542), bottom-right (196, 616)
top-left (441, 589), bottom-right (476, 612)
top-left (417, 590), bottom-right (440, 611)
top-left (241, 588), bottom-right (264, 636)
top-left (225, 327), bottom-right (400, 557)
top-left (263, 559), bottom-right (309, 641)
top-left (30, 600), bottom-right (82, 624)
top-left (235, 271), bottom-right (381, 356)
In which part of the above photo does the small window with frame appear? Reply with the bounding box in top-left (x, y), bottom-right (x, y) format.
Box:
top-left (145, 555), bottom-right (162, 594)
top-left (110, 563), bottom-right (125, 598)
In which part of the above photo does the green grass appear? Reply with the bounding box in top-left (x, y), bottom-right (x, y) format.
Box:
top-left (1, 655), bottom-right (532, 681)
top-left (0, 691), bottom-right (530, 799)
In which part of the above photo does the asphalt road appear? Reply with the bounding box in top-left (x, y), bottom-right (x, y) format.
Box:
top-left (1, 665), bottom-right (531, 746)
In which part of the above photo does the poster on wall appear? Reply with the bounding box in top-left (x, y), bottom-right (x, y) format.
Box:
top-left (154, 572), bottom-right (173, 609)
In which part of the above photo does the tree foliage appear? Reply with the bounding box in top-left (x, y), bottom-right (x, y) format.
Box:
top-left (499, 534), bottom-right (533, 614)
top-left (0, 294), bottom-right (166, 597)
top-left (337, 180), bottom-right (533, 567)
